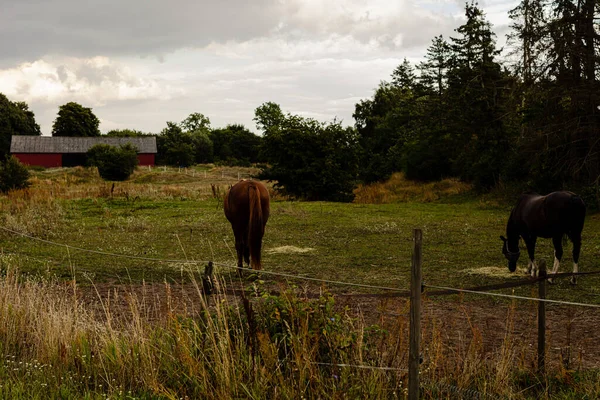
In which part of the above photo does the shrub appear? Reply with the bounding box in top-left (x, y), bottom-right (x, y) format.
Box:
top-left (0, 156), bottom-right (30, 193)
top-left (258, 116), bottom-right (359, 202)
top-left (87, 143), bottom-right (139, 181)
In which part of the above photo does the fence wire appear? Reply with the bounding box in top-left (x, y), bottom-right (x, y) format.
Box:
top-left (4, 225), bottom-right (600, 308)
top-left (425, 283), bottom-right (600, 308)
top-left (0, 226), bottom-right (407, 293)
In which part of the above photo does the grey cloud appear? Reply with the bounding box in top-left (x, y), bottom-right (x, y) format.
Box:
top-left (56, 66), bottom-right (69, 83)
top-left (2, 0), bottom-right (462, 66)
top-left (1, 0), bottom-right (285, 65)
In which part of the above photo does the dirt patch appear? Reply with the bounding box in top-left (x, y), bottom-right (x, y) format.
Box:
top-left (266, 246), bottom-right (316, 254)
top-left (77, 280), bottom-right (600, 371)
top-left (462, 266), bottom-right (525, 278)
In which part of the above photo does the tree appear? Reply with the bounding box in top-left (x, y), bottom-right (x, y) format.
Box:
top-left (210, 124), bottom-right (262, 165)
top-left (254, 102), bottom-right (285, 134)
top-left (105, 129), bottom-right (148, 137)
top-left (180, 113), bottom-right (214, 164)
top-left (0, 156), bottom-right (30, 193)
top-left (507, 0), bottom-right (600, 188)
top-left (443, 2), bottom-right (515, 188)
top-left (52, 102), bottom-right (100, 137)
top-left (181, 112), bottom-right (211, 133)
top-left (87, 143), bottom-right (138, 181)
top-left (191, 131), bottom-right (214, 164)
top-left (0, 93), bottom-right (41, 157)
top-left (353, 75), bottom-right (425, 183)
top-left (156, 122), bottom-right (195, 167)
top-left (258, 105), bottom-right (360, 202)
top-left (418, 35), bottom-right (452, 96)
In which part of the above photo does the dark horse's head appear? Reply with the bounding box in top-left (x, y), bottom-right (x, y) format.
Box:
top-left (500, 236), bottom-right (520, 272)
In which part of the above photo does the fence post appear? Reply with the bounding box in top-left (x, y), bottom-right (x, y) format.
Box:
top-left (538, 259), bottom-right (547, 375)
top-left (203, 261), bottom-right (214, 295)
top-left (409, 228), bottom-right (423, 400)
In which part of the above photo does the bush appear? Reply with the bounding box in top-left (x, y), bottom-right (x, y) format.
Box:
top-left (0, 156), bottom-right (30, 193)
top-left (259, 117), bottom-right (359, 202)
top-left (87, 143), bottom-right (139, 181)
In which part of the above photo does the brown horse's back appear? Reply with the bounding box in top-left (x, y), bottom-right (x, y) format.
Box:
top-left (224, 180), bottom-right (270, 269)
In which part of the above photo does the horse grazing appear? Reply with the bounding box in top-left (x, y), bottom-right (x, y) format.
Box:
top-left (500, 191), bottom-right (586, 284)
top-left (224, 180), bottom-right (270, 271)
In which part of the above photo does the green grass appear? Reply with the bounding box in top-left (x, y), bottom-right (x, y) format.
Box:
top-left (1, 167), bottom-right (600, 398)
top-left (2, 190), bottom-right (600, 304)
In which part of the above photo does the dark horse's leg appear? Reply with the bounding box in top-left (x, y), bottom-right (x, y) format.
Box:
top-left (570, 231), bottom-right (582, 285)
top-left (524, 235), bottom-right (537, 277)
top-left (548, 235), bottom-right (564, 283)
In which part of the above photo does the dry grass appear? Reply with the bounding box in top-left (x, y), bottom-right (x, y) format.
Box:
top-left (1, 166), bottom-right (599, 398)
top-left (353, 172), bottom-right (472, 204)
top-left (0, 263), bottom-right (597, 398)
top-left (0, 252), bottom-right (597, 398)
top-left (20, 165), bottom-right (264, 203)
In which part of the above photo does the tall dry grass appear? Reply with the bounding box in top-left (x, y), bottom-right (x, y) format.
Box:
top-left (0, 255), bottom-right (597, 398)
top-left (18, 165), bottom-right (263, 203)
top-left (354, 172), bottom-right (472, 204)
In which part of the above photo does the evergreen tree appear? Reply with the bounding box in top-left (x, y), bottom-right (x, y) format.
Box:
top-left (445, 2), bottom-right (514, 187)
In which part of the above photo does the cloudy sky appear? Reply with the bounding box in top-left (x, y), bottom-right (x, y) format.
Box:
top-left (0, 0), bottom-right (518, 136)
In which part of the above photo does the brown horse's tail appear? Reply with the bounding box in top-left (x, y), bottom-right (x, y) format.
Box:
top-left (248, 184), bottom-right (264, 269)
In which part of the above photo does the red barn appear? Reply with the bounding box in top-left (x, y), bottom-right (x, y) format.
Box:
top-left (10, 136), bottom-right (157, 168)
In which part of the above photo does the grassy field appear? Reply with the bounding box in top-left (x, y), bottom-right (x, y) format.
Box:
top-left (2, 167), bottom-right (600, 301)
top-left (0, 166), bottom-right (599, 398)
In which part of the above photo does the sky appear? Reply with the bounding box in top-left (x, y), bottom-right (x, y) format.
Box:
top-left (0, 0), bottom-right (518, 136)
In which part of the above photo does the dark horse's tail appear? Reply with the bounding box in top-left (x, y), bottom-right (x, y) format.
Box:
top-left (568, 194), bottom-right (586, 234)
top-left (248, 183), bottom-right (265, 269)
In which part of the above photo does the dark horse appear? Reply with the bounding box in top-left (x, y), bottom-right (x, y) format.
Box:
top-left (501, 191), bottom-right (585, 284)
top-left (224, 180), bottom-right (270, 270)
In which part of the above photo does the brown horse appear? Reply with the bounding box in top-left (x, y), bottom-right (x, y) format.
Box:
top-left (224, 180), bottom-right (270, 270)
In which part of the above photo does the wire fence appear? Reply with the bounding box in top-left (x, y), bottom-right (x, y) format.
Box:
top-left (4, 223), bottom-right (600, 393)
top-left (2, 225), bottom-right (600, 309)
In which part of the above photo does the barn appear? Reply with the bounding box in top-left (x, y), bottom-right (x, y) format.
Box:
top-left (10, 136), bottom-right (158, 168)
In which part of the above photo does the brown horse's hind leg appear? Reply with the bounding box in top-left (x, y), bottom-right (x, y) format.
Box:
top-left (243, 245), bottom-right (250, 267)
top-left (233, 229), bottom-right (245, 274)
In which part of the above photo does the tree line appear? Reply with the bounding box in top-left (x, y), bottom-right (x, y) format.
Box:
top-left (0, 0), bottom-right (598, 203)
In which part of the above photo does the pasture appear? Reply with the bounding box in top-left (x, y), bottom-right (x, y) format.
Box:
top-left (1, 166), bottom-right (600, 399)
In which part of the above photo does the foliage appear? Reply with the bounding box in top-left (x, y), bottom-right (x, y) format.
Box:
top-left (257, 104), bottom-right (360, 201)
top-left (0, 156), bottom-right (30, 193)
top-left (254, 101), bottom-right (285, 133)
top-left (353, 78), bottom-right (426, 183)
top-left (353, 2), bottom-right (519, 189)
top-left (105, 129), bottom-right (149, 137)
top-left (506, 0), bottom-right (600, 189)
top-left (190, 130), bottom-right (214, 163)
top-left (87, 143), bottom-right (139, 181)
top-left (52, 102), bottom-right (101, 137)
top-left (180, 112), bottom-right (211, 133)
top-left (155, 114), bottom-right (219, 166)
top-left (180, 112), bottom-right (214, 164)
top-left (210, 124), bottom-right (261, 166)
top-left (156, 122), bottom-right (196, 167)
top-left (0, 93), bottom-right (41, 158)
top-left (254, 288), bottom-right (357, 367)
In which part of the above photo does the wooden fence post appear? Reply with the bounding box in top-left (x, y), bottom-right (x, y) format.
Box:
top-left (409, 228), bottom-right (423, 400)
top-left (202, 261), bottom-right (214, 295)
top-left (538, 259), bottom-right (547, 375)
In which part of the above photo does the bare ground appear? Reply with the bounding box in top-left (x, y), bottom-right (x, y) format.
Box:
top-left (77, 279), bottom-right (600, 372)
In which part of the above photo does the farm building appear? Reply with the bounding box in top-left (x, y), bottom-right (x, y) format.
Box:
top-left (10, 136), bottom-right (157, 168)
